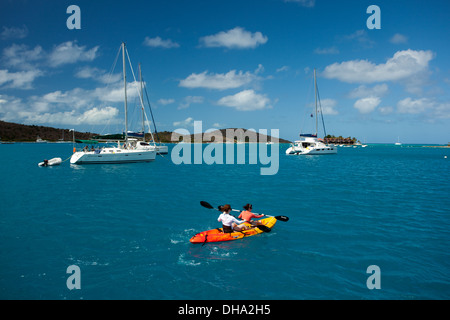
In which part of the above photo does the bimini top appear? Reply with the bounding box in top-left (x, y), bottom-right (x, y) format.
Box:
top-left (300, 133), bottom-right (317, 138)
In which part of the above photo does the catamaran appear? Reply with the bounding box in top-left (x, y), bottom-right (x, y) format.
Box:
top-left (286, 69), bottom-right (337, 155)
top-left (70, 43), bottom-right (156, 164)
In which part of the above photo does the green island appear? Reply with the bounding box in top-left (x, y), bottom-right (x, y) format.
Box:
top-left (0, 120), bottom-right (292, 143)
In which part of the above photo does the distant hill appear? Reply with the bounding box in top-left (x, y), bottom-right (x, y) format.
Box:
top-left (0, 121), bottom-right (93, 142)
top-left (168, 128), bottom-right (291, 144)
top-left (0, 121), bottom-right (291, 143)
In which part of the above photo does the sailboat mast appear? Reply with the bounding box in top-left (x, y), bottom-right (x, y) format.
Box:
top-left (122, 42), bottom-right (128, 141)
top-left (139, 63), bottom-right (145, 140)
top-left (314, 68), bottom-right (318, 137)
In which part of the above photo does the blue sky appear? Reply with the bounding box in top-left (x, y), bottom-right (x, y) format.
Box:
top-left (0, 0), bottom-right (449, 143)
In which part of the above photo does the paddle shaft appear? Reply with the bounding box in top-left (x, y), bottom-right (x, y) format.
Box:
top-left (231, 209), bottom-right (289, 222)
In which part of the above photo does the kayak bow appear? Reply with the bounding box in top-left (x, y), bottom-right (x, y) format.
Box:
top-left (190, 217), bottom-right (277, 244)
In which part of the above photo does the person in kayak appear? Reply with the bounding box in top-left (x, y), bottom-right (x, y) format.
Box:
top-left (239, 203), bottom-right (265, 226)
top-left (218, 204), bottom-right (247, 233)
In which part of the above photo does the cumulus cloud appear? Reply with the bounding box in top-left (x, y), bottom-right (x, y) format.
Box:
top-left (178, 96), bottom-right (204, 109)
top-left (179, 66), bottom-right (263, 90)
top-left (348, 84), bottom-right (389, 99)
top-left (48, 41), bottom-right (99, 67)
top-left (390, 33), bottom-right (408, 44)
top-left (143, 36), bottom-right (180, 49)
top-left (75, 66), bottom-right (121, 84)
top-left (25, 106), bottom-right (119, 125)
top-left (1, 25), bottom-right (28, 40)
top-left (354, 97), bottom-right (381, 114)
top-left (199, 27), bottom-right (268, 49)
top-left (217, 89), bottom-right (272, 111)
top-left (157, 98), bottom-right (175, 106)
top-left (173, 117), bottom-right (194, 127)
top-left (0, 79), bottom-right (149, 126)
top-left (396, 97), bottom-right (434, 114)
top-left (2, 44), bottom-right (44, 70)
top-left (322, 49), bottom-right (434, 83)
top-left (319, 99), bottom-right (339, 115)
top-left (0, 69), bottom-right (43, 89)
top-left (396, 97), bottom-right (450, 119)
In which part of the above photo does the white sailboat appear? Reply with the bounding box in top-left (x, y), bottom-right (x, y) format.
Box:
top-left (395, 137), bottom-right (402, 146)
top-left (286, 69), bottom-right (337, 155)
top-left (70, 43), bottom-right (156, 164)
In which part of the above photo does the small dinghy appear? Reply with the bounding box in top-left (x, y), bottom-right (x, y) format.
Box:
top-left (38, 157), bottom-right (62, 167)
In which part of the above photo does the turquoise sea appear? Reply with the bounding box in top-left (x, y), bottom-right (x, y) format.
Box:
top-left (0, 142), bottom-right (449, 300)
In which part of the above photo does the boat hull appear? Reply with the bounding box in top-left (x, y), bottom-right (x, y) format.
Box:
top-left (70, 149), bottom-right (156, 164)
top-left (190, 217), bottom-right (277, 244)
top-left (38, 157), bottom-right (62, 166)
top-left (286, 146), bottom-right (337, 155)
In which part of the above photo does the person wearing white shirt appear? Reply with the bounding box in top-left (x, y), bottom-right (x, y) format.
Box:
top-left (217, 204), bottom-right (247, 233)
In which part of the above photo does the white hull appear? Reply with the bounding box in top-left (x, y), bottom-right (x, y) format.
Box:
top-left (286, 146), bottom-right (337, 155)
top-left (70, 147), bottom-right (156, 164)
top-left (38, 157), bottom-right (62, 166)
top-left (286, 137), bottom-right (337, 155)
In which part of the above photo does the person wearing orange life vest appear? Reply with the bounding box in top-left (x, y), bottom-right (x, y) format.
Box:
top-left (238, 203), bottom-right (265, 226)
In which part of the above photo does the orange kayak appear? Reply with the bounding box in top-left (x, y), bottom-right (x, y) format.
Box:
top-left (190, 217), bottom-right (277, 244)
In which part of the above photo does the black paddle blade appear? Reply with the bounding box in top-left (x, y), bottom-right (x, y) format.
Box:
top-left (200, 201), bottom-right (214, 209)
top-left (257, 225), bottom-right (271, 233)
top-left (275, 215), bottom-right (289, 222)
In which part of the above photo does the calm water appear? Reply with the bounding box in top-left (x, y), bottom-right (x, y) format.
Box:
top-left (0, 143), bottom-right (449, 299)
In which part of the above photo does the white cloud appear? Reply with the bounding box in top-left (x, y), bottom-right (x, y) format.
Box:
top-left (143, 36), bottom-right (180, 49)
top-left (94, 80), bottom-right (141, 103)
top-left (173, 117), bottom-right (194, 127)
top-left (0, 89), bottom-right (122, 126)
top-left (48, 41), bottom-right (99, 67)
top-left (0, 78), bottom-right (150, 126)
top-left (396, 97), bottom-right (450, 119)
top-left (178, 96), bottom-right (204, 109)
top-left (379, 106), bottom-right (394, 115)
top-left (322, 49), bottom-right (434, 83)
top-left (397, 97), bottom-right (434, 114)
top-left (75, 66), bottom-right (121, 84)
top-left (354, 97), bottom-right (381, 114)
top-left (2, 44), bottom-right (44, 70)
top-left (157, 98), bottom-right (175, 105)
top-left (1, 25), bottom-right (28, 40)
top-left (0, 69), bottom-right (43, 89)
top-left (25, 106), bottom-right (119, 126)
top-left (179, 67), bottom-right (262, 90)
top-left (338, 29), bottom-right (375, 48)
top-left (433, 102), bottom-right (450, 119)
top-left (348, 84), bottom-right (389, 99)
top-left (276, 66), bottom-right (289, 73)
top-left (217, 89), bottom-right (272, 111)
top-left (319, 99), bottom-right (339, 115)
top-left (284, 0), bottom-right (315, 7)
top-left (390, 33), bottom-right (408, 44)
top-left (199, 27), bottom-right (268, 49)
top-left (314, 47), bottom-right (339, 55)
